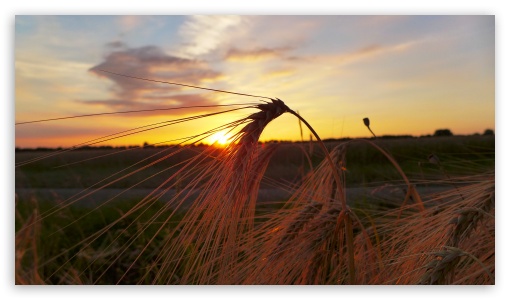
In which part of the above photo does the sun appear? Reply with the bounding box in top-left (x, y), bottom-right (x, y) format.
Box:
top-left (209, 131), bottom-right (232, 147)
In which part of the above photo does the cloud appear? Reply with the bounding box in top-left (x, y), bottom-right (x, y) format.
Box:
top-left (105, 40), bottom-right (127, 49)
top-left (16, 123), bottom-right (111, 139)
top-left (78, 94), bottom-right (219, 117)
top-left (225, 46), bottom-right (294, 62)
top-left (88, 44), bottom-right (223, 114)
top-left (311, 40), bottom-right (421, 67)
top-left (117, 16), bottom-right (143, 31)
top-left (177, 15), bottom-right (245, 58)
top-left (265, 68), bottom-right (296, 79)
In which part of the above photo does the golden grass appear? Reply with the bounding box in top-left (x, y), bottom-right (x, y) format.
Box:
top-left (15, 77), bottom-right (495, 285)
top-left (15, 201), bottom-right (44, 284)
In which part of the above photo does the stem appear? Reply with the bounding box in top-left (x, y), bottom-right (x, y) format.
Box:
top-left (288, 110), bottom-right (346, 209)
top-left (358, 139), bottom-right (425, 212)
top-left (344, 214), bottom-right (356, 284)
top-left (287, 109), bottom-right (356, 284)
top-left (443, 246), bottom-right (495, 284)
top-left (367, 126), bottom-right (377, 138)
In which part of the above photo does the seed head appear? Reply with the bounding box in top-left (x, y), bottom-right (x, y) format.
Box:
top-left (428, 154), bottom-right (440, 165)
top-left (362, 117), bottom-right (376, 138)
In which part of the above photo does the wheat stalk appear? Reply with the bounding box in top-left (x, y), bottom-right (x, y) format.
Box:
top-left (419, 190), bottom-right (495, 284)
top-left (274, 201), bottom-right (324, 255)
top-left (149, 99), bottom-right (295, 284)
top-left (448, 192), bottom-right (494, 247)
top-left (419, 247), bottom-right (463, 284)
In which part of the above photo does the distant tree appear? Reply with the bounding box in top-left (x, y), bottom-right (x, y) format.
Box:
top-left (433, 129), bottom-right (453, 137)
top-left (483, 129), bottom-right (495, 136)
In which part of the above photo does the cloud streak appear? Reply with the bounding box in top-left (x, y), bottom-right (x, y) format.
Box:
top-left (177, 15), bottom-right (245, 58)
top-left (308, 40), bottom-right (422, 67)
top-left (225, 46), bottom-right (294, 62)
top-left (78, 94), bottom-right (219, 117)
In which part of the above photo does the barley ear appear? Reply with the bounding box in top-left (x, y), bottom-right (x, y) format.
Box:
top-left (363, 117), bottom-right (377, 138)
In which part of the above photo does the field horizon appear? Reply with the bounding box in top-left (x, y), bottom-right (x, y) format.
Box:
top-left (15, 130), bottom-right (495, 151)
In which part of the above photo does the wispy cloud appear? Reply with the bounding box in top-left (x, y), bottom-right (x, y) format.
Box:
top-left (264, 68), bottom-right (296, 79)
top-left (225, 46), bottom-right (294, 62)
top-left (177, 15), bottom-right (245, 58)
top-left (78, 94), bottom-right (217, 117)
top-left (311, 40), bottom-right (422, 66)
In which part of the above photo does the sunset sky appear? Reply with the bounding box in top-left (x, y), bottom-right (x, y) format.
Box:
top-left (15, 15), bottom-right (495, 148)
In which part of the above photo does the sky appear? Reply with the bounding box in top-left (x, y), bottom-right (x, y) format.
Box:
top-left (15, 15), bottom-right (495, 148)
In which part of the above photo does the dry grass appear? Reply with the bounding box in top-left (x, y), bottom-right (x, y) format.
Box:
top-left (362, 177), bottom-right (495, 285)
top-left (15, 78), bottom-right (495, 285)
top-left (15, 200), bottom-right (45, 284)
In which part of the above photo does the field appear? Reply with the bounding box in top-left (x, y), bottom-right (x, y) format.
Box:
top-left (15, 132), bottom-right (495, 284)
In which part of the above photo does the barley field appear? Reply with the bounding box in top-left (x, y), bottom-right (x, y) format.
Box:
top-left (15, 97), bottom-right (495, 285)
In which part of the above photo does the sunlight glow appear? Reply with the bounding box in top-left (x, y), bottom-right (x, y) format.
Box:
top-left (208, 131), bottom-right (233, 147)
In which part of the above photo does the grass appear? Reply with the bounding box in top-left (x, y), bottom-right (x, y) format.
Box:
top-left (15, 77), bottom-right (495, 285)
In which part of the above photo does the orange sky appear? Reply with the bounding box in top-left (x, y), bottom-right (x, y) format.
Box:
top-left (15, 15), bottom-right (495, 148)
